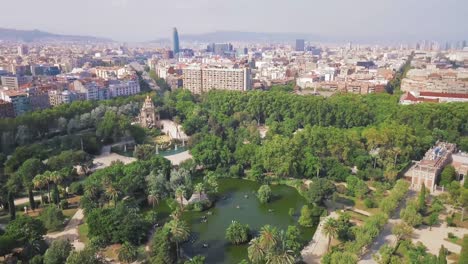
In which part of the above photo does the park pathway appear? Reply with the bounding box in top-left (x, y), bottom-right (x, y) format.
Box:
top-left (301, 212), bottom-right (338, 263)
top-left (359, 190), bottom-right (416, 264)
top-left (45, 209), bottom-right (85, 251)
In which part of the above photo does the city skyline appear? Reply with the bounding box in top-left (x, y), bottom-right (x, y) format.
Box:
top-left (0, 0), bottom-right (467, 42)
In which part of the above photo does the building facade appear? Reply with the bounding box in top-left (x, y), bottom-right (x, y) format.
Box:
top-left (108, 80), bottom-right (140, 98)
top-left (183, 67), bottom-right (252, 94)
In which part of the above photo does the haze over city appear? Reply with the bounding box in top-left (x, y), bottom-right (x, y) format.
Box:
top-left (1, 1), bottom-right (468, 264)
top-left (0, 0), bottom-right (467, 42)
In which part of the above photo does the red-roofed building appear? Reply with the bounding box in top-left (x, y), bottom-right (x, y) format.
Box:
top-left (400, 91), bottom-right (468, 105)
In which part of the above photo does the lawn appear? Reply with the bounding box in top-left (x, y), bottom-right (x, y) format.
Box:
top-left (78, 223), bottom-right (90, 245)
top-left (452, 212), bottom-right (468, 228)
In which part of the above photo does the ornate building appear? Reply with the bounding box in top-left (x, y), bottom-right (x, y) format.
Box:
top-left (139, 96), bottom-right (160, 129)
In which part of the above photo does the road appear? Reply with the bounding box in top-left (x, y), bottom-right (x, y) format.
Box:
top-left (129, 62), bottom-right (159, 90)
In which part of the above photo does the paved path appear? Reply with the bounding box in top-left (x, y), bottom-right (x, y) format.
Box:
top-left (45, 209), bottom-right (85, 251)
top-left (412, 223), bottom-right (468, 257)
top-left (359, 190), bottom-right (415, 264)
top-left (301, 212), bottom-right (338, 263)
top-left (92, 153), bottom-right (136, 171)
top-left (165, 150), bottom-right (192, 166)
top-left (13, 195), bottom-right (42, 206)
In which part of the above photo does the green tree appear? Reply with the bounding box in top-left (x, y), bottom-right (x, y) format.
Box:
top-left (150, 227), bottom-right (176, 264)
top-left (418, 183), bottom-right (427, 214)
top-left (305, 178), bottom-right (336, 205)
top-left (66, 248), bottom-right (103, 264)
top-left (5, 216), bottom-right (46, 243)
top-left (257, 185), bottom-right (272, 204)
top-left (400, 202), bottom-right (423, 227)
top-left (225, 220), bottom-right (250, 245)
top-left (427, 212), bottom-right (439, 231)
top-left (40, 205), bottom-right (65, 231)
top-left (459, 235), bottom-right (468, 264)
top-left (458, 188), bottom-right (468, 222)
top-left (44, 239), bottom-right (73, 264)
top-left (438, 245), bottom-right (447, 264)
top-left (322, 218), bottom-right (338, 251)
top-left (248, 238), bottom-right (265, 263)
top-left (440, 166), bottom-right (456, 187)
top-left (16, 158), bottom-right (44, 210)
top-left (118, 242), bottom-right (138, 264)
top-left (167, 219), bottom-right (190, 261)
top-left (298, 205), bottom-right (314, 227)
top-left (392, 222), bottom-right (413, 242)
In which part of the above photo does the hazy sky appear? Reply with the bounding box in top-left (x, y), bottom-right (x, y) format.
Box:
top-left (0, 0), bottom-right (466, 42)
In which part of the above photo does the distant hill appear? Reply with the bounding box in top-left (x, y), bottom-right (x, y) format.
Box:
top-left (0, 28), bottom-right (112, 42)
top-left (151, 31), bottom-right (324, 43)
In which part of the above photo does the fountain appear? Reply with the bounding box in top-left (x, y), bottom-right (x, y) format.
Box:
top-left (124, 144), bottom-right (127, 153)
top-left (155, 145), bottom-right (159, 155)
top-left (175, 144), bottom-right (178, 151)
top-left (182, 139), bottom-right (185, 147)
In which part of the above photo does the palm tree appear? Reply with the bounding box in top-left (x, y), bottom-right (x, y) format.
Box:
top-left (105, 185), bottom-right (120, 208)
top-left (33, 175), bottom-right (47, 206)
top-left (167, 219), bottom-right (190, 261)
top-left (194, 183), bottom-right (204, 198)
top-left (147, 192), bottom-right (159, 209)
top-left (175, 187), bottom-right (186, 207)
top-left (259, 225), bottom-right (278, 251)
top-left (248, 238), bottom-right (266, 263)
top-left (49, 171), bottom-right (63, 205)
top-left (322, 218), bottom-right (338, 251)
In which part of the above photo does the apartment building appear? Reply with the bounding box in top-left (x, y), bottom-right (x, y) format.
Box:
top-left (0, 89), bottom-right (30, 116)
top-left (108, 80), bottom-right (140, 98)
top-left (1, 75), bottom-right (30, 90)
top-left (183, 66), bottom-right (252, 94)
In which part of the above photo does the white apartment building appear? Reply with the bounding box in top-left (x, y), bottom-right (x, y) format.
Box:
top-left (108, 80), bottom-right (140, 98)
top-left (183, 66), bottom-right (252, 94)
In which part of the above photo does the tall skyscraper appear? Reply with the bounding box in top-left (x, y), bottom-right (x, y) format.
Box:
top-left (173, 28), bottom-right (180, 55)
top-left (295, 39), bottom-right (305, 51)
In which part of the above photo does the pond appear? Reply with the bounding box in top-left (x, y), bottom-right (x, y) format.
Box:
top-left (180, 178), bottom-right (317, 263)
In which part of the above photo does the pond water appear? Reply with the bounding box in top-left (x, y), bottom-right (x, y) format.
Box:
top-left (180, 178), bottom-right (316, 263)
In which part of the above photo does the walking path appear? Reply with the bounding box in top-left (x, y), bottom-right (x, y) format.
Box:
top-left (13, 195), bottom-right (42, 206)
top-left (412, 223), bottom-right (468, 257)
top-left (45, 209), bottom-right (85, 251)
top-left (301, 212), bottom-right (338, 263)
top-left (165, 150), bottom-right (192, 166)
top-left (359, 190), bottom-right (415, 264)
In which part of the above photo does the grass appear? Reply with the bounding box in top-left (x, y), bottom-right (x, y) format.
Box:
top-left (345, 210), bottom-right (369, 223)
top-left (78, 223), bottom-right (89, 245)
top-left (445, 237), bottom-right (463, 246)
top-left (102, 244), bottom-right (121, 261)
top-left (452, 212), bottom-right (468, 228)
top-left (63, 208), bottom-right (79, 218)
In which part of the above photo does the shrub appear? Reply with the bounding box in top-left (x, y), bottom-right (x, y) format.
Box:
top-left (225, 221), bottom-right (250, 245)
top-left (60, 200), bottom-right (69, 210)
top-left (298, 205), bottom-right (314, 227)
top-left (44, 239), bottom-right (73, 264)
top-left (69, 182), bottom-right (84, 195)
top-left (364, 198), bottom-right (376, 208)
top-left (257, 185), bottom-right (272, 204)
top-left (40, 206), bottom-right (65, 231)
